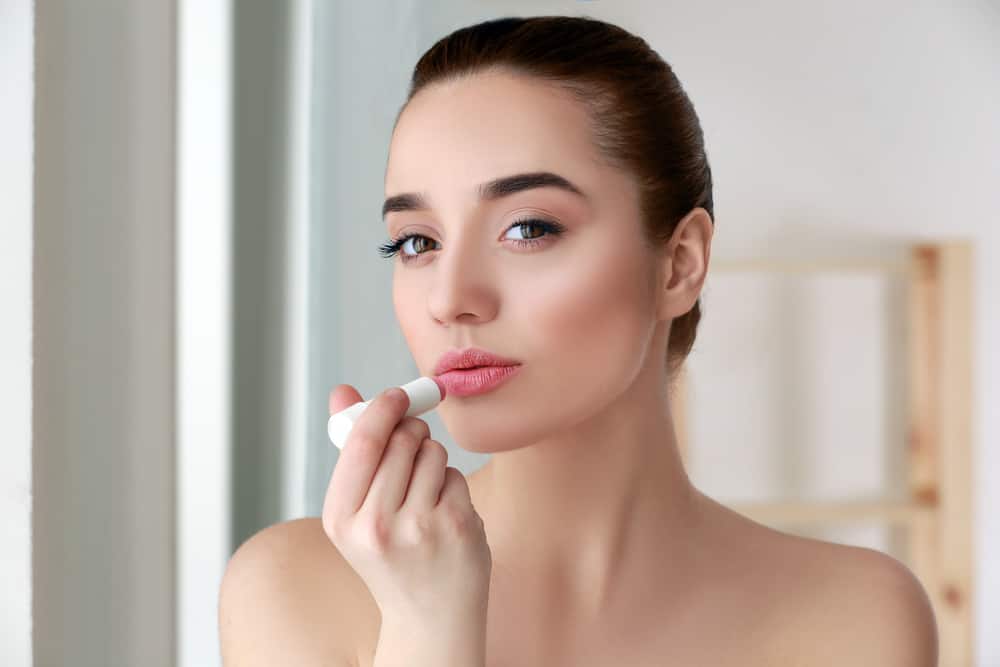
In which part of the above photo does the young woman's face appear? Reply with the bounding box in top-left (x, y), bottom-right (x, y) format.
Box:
top-left (383, 70), bottom-right (665, 452)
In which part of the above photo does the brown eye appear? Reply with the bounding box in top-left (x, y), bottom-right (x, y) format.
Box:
top-left (408, 236), bottom-right (435, 254)
top-left (513, 222), bottom-right (545, 240)
top-left (502, 218), bottom-right (565, 246)
top-left (376, 233), bottom-right (440, 261)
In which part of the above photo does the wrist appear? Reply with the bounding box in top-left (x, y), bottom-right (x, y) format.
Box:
top-left (378, 605), bottom-right (488, 641)
top-left (379, 591), bottom-right (489, 628)
top-left (375, 613), bottom-right (487, 667)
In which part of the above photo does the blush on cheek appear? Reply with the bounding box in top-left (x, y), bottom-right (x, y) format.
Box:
top-left (527, 255), bottom-right (653, 410)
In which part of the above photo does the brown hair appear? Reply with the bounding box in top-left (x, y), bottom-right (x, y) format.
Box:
top-left (396, 15), bottom-right (714, 380)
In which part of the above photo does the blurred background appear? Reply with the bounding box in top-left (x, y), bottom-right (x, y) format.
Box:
top-left (3, 0), bottom-right (998, 665)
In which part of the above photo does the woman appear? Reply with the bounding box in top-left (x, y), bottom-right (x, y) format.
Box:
top-left (220, 16), bottom-right (937, 666)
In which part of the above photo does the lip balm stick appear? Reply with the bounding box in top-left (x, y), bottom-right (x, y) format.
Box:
top-left (327, 376), bottom-right (447, 450)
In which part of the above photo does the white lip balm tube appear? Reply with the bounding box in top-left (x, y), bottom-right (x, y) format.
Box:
top-left (328, 376), bottom-right (446, 450)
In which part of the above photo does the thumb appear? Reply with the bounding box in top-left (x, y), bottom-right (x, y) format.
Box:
top-left (329, 384), bottom-right (365, 416)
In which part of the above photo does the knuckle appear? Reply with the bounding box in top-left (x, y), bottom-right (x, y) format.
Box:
top-left (346, 431), bottom-right (381, 459)
top-left (321, 512), bottom-right (343, 543)
top-left (357, 510), bottom-right (393, 553)
top-left (400, 415), bottom-right (430, 439)
top-left (431, 438), bottom-right (448, 458)
top-left (445, 466), bottom-right (467, 489)
top-left (381, 387), bottom-right (407, 408)
top-left (441, 501), bottom-right (476, 537)
top-left (398, 510), bottom-right (436, 547)
top-left (420, 438), bottom-right (447, 463)
top-left (321, 498), bottom-right (352, 541)
top-left (387, 429), bottom-right (421, 454)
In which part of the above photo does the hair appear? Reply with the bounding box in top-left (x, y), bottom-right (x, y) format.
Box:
top-left (395, 15), bottom-right (714, 381)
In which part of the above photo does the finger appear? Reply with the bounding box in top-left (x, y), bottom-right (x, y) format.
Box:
top-left (437, 466), bottom-right (474, 509)
top-left (402, 438), bottom-right (448, 510)
top-left (362, 416), bottom-right (430, 513)
top-left (327, 387), bottom-right (410, 515)
top-left (329, 384), bottom-right (364, 416)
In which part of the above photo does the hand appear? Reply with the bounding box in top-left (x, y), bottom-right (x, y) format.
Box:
top-left (322, 384), bottom-right (493, 630)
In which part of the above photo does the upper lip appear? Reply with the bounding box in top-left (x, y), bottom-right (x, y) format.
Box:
top-left (434, 347), bottom-right (521, 375)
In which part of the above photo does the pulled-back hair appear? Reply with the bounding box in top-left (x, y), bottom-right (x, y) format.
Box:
top-left (397, 15), bottom-right (714, 379)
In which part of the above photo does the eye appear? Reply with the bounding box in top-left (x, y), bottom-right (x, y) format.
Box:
top-left (376, 217), bottom-right (566, 263)
top-left (503, 219), bottom-right (557, 245)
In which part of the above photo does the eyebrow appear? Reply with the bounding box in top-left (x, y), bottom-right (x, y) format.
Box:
top-left (382, 171), bottom-right (587, 220)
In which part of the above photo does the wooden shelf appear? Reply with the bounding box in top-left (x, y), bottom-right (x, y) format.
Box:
top-left (678, 242), bottom-right (974, 665)
top-left (710, 258), bottom-right (910, 274)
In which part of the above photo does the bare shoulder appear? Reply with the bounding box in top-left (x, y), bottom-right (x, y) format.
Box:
top-left (717, 506), bottom-right (938, 666)
top-left (783, 537), bottom-right (938, 666)
top-left (219, 517), bottom-right (379, 666)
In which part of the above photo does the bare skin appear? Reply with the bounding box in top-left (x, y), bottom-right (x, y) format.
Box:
top-left (220, 495), bottom-right (937, 666)
top-left (219, 68), bottom-right (937, 665)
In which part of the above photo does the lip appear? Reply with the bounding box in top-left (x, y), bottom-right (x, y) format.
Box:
top-left (433, 346), bottom-right (522, 376)
top-left (433, 346), bottom-right (523, 398)
top-left (436, 364), bottom-right (522, 398)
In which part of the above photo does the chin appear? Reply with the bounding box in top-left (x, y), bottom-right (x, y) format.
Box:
top-left (439, 407), bottom-right (557, 454)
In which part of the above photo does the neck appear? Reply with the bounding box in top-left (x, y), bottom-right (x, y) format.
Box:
top-left (467, 359), bottom-right (699, 620)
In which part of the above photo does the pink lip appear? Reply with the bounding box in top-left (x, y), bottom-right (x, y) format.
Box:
top-left (435, 365), bottom-right (522, 398)
top-left (433, 346), bottom-right (522, 376)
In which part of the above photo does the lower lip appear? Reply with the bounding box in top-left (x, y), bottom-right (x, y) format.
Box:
top-left (436, 365), bottom-right (522, 398)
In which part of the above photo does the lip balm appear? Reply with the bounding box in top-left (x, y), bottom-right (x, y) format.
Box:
top-left (328, 376), bottom-right (447, 450)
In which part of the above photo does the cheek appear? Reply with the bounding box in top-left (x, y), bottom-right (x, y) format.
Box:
top-left (393, 271), bottom-right (428, 356)
top-left (445, 245), bottom-right (656, 452)
top-left (529, 241), bottom-right (655, 372)
top-left (389, 239), bottom-right (658, 451)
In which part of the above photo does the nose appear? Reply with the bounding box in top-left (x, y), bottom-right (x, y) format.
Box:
top-left (427, 238), bottom-right (498, 326)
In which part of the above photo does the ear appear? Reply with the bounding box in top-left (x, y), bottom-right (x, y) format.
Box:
top-left (655, 207), bottom-right (713, 322)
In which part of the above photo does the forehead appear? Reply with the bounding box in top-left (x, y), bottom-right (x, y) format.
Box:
top-left (384, 71), bottom-right (603, 204)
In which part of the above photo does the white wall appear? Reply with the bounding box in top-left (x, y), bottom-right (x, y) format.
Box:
top-left (0, 1), bottom-right (34, 664)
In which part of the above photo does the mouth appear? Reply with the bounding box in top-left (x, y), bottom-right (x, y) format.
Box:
top-left (433, 346), bottom-right (523, 397)
top-left (435, 364), bottom-right (522, 398)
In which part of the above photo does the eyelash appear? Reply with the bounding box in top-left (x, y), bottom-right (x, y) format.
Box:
top-left (377, 217), bottom-right (566, 263)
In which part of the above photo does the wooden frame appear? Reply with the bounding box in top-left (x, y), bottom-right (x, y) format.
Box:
top-left (673, 241), bottom-right (974, 666)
